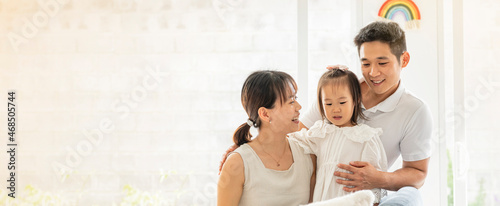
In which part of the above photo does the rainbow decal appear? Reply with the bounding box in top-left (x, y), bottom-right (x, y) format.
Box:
top-left (378, 0), bottom-right (421, 29)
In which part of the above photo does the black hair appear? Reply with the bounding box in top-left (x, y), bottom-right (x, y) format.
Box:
top-left (354, 21), bottom-right (407, 64)
top-left (317, 69), bottom-right (366, 125)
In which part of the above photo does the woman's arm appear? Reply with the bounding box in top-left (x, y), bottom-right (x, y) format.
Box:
top-left (309, 154), bottom-right (317, 203)
top-left (217, 153), bottom-right (245, 206)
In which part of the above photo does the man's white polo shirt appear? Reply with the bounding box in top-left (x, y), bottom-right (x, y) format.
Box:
top-left (300, 81), bottom-right (433, 168)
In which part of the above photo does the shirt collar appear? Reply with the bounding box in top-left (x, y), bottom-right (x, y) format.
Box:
top-left (362, 81), bottom-right (405, 113)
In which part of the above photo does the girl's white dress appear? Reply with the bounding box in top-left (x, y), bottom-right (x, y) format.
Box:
top-left (288, 119), bottom-right (388, 203)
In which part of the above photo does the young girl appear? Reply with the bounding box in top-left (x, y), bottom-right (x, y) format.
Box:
top-left (288, 69), bottom-right (388, 204)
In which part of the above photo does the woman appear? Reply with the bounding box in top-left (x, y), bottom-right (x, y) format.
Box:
top-left (217, 70), bottom-right (315, 206)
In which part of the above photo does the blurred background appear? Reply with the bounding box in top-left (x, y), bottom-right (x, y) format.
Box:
top-left (0, 0), bottom-right (498, 205)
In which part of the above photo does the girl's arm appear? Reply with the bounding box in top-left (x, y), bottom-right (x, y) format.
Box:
top-left (287, 128), bottom-right (319, 155)
top-left (363, 138), bottom-right (388, 172)
top-left (217, 153), bottom-right (245, 206)
top-left (344, 138), bottom-right (388, 203)
top-left (309, 154), bottom-right (317, 203)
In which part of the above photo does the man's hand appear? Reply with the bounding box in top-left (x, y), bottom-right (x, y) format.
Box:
top-left (218, 144), bottom-right (239, 175)
top-left (335, 158), bottom-right (429, 191)
top-left (334, 161), bottom-right (386, 192)
top-left (326, 65), bottom-right (349, 71)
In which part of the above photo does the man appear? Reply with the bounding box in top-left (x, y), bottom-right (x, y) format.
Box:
top-left (300, 21), bottom-right (432, 205)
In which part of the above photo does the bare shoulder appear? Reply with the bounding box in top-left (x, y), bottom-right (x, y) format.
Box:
top-left (218, 152), bottom-right (245, 205)
top-left (226, 152), bottom-right (243, 166)
top-left (221, 152), bottom-right (244, 177)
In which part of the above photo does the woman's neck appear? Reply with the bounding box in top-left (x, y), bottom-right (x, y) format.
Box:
top-left (255, 129), bottom-right (288, 148)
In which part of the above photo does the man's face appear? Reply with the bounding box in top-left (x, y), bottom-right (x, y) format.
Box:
top-left (359, 41), bottom-right (404, 96)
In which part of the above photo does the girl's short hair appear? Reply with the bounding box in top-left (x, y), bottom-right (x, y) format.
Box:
top-left (317, 69), bottom-right (366, 125)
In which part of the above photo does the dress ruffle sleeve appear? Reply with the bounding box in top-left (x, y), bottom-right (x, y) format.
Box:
top-left (287, 120), bottom-right (333, 154)
top-left (288, 128), bottom-right (315, 154)
top-left (342, 124), bottom-right (383, 143)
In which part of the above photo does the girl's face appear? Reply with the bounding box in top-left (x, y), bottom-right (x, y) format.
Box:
top-left (269, 90), bottom-right (302, 134)
top-left (321, 83), bottom-right (354, 127)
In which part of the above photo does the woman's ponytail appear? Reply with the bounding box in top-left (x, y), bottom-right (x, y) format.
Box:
top-left (219, 122), bottom-right (252, 175)
top-left (233, 122), bottom-right (252, 146)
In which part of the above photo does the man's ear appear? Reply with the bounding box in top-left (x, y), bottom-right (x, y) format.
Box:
top-left (401, 51), bottom-right (410, 68)
top-left (258, 107), bottom-right (271, 123)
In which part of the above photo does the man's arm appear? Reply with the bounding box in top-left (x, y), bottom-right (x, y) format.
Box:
top-left (384, 158), bottom-right (429, 190)
top-left (335, 157), bottom-right (429, 192)
top-left (217, 153), bottom-right (244, 206)
top-left (309, 154), bottom-right (317, 203)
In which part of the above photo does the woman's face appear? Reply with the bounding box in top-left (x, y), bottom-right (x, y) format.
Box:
top-left (321, 83), bottom-right (354, 127)
top-left (268, 90), bottom-right (302, 134)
